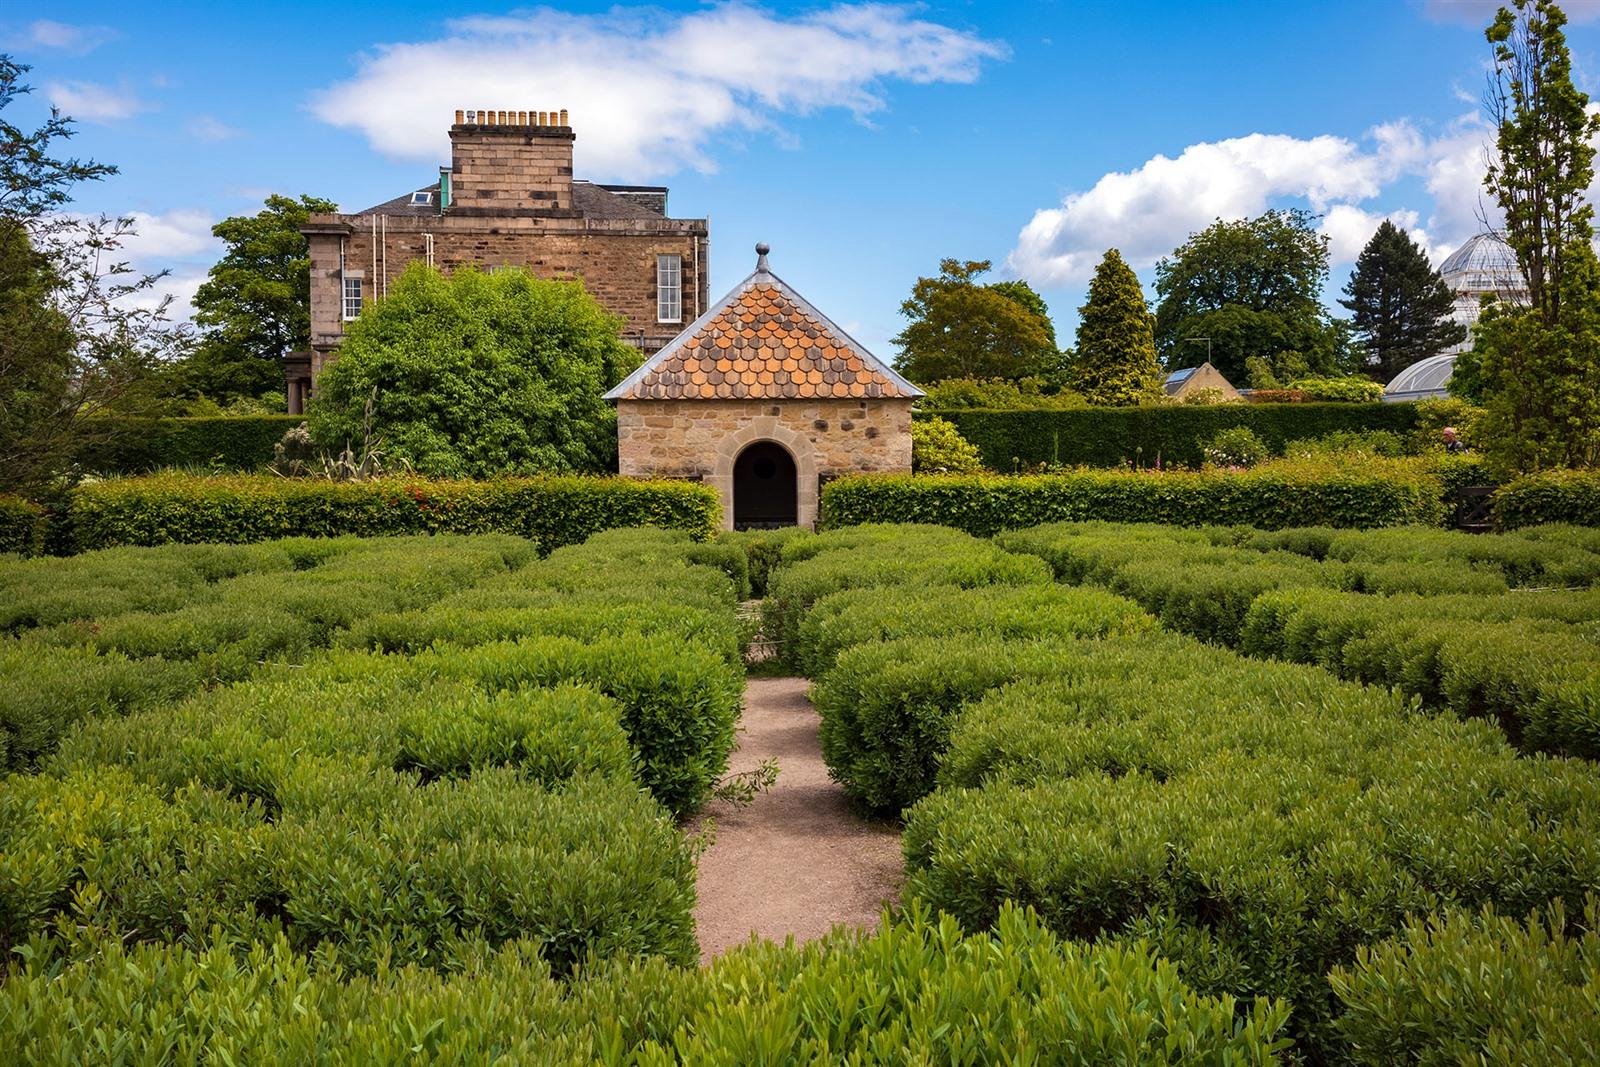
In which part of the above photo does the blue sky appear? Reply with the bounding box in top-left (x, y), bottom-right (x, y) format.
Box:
top-left (9, 0), bottom-right (1600, 358)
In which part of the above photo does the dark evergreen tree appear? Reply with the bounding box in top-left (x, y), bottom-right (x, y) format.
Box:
top-left (1070, 249), bottom-right (1163, 405)
top-left (1339, 220), bottom-right (1466, 382)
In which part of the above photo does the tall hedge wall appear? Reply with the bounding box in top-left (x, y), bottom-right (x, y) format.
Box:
top-left (821, 464), bottom-right (1446, 535)
top-left (65, 474), bottom-right (719, 553)
top-left (922, 403), bottom-right (1421, 469)
top-left (72, 416), bottom-right (302, 474)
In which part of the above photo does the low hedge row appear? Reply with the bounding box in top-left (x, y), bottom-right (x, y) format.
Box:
top-left (4, 526), bottom-right (748, 984)
top-left (922, 402), bottom-right (1419, 470)
top-left (820, 462), bottom-right (1447, 536)
top-left (1, 763), bottom-right (693, 975)
top-left (0, 495), bottom-right (46, 555)
top-left (1496, 467), bottom-right (1600, 529)
top-left (762, 523), bottom-right (1050, 660)
top-left (1329, 899), bottom-right (1600, 1064)
top-left (70, 415), bottom-right (302, 474)
top-left (902, 637), bottom-right (1600, 1053)
top-left (764, 523), bottom-right (1600, 1060)
top-left (1000, 522), bottom-right (1600, 757)
top-left (64, 473), bottom-right (720, 553)
top-left (0, 535), bottom-right (535, 771)
top-left (793, 582), bottom-right (1155, 677)
top-left (0, 903), bottom-right (1288, 1065)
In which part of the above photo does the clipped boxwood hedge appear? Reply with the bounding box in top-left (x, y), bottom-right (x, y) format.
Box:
top-left (65, 473), bottom-right (719, 553)
top-left (0, 495), bottom-right (47, 556)
top-left (71, 415), bottom-right (302, 474)
top-left (1496, 468), bottom-right (1600, 529)
top-left (922, 402), bottom-right (1419, 470)
top-left (821, 463), bottom-right (1446, 536)
top-left (0, 903), bottom-right (1288, 1065)
top-left (1329, 900), bottom-right (1600, 1065)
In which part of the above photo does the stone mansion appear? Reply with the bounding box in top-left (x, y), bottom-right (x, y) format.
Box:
top-left (288, 109), bottom-right (710, 412)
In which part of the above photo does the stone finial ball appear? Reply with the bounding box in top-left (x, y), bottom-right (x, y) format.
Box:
top-left (756, 242), bottom-right (770, 256)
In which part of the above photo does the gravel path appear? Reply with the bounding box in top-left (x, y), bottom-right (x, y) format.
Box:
top-left (691, 676), bottom-right (902, 963)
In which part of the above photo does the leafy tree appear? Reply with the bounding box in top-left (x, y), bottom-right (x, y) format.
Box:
top-left (988, 279), bottom-right (1058, 349)
top-left (0, 56), bottom-right (183, 493)
top-left (1154, 209), bottom-right (1350, 382)
top-left (1340, 220), bottom-right (1466, 382)
top-left (892, 259), bottom-right (1057, 384)
top-left (179, 193), bottom-right (335, 403)
top-left (1467, 0), bottom-right (1600, 471)
top-left (1069, 249), bottom-right (1163, 405)
top-left (308, 263), bottom-right (634, 477)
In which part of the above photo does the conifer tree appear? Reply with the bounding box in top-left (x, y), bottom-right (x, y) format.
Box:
top-left (1340, 220), bottom-right (1466, 382)
top-left (1071, 249), bottom-right (1163, 406)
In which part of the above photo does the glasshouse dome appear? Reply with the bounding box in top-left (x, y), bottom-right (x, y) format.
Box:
top-left (1384, 352), bottom-right (1458, 402)
top-left (1436, 233), bottom-right (1528, 351)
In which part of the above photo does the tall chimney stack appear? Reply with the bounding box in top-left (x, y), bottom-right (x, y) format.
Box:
top-left (447, 106), bottom-right (574, 212)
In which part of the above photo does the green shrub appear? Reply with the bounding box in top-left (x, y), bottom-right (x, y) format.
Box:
top-left (1281, 429), bottom-right (1407, 459)
top-left (0, 495), bottom-right (46, 555)
top-left (0, 765), bottom-right (695, 974)
top-left (917, 376), bottom-right (1088, 409)
top-left (1201, 426), bottom-right (1268, 468)
top-left (911, 415), bottom-right (985, 473)
top-left (69, 415), bottom-right (302, 474)
top-left (0, 645), bottom-right (202, 771)
top-left (64, 473), bottom-right (719, 553)
top-left (0, 903), bottom-right (1288, 1065)
top-left (812, 635), bottom-right (1077, 813)
top-left (1287, 376), bottom-right (1386, 402)
top-left (902, 633), bottom-right (1600, 1056)
top-left (822, 462), bottom-right (1446, 536)
top-left (716, 526), bottom-right (813, 598)
top-left (1329, 900), bottom-right (1600, 1065)
top-left (411, 634), bottom-right (741, 816)
top-left (1496, 468), bottom-right (1600, 529)
top-left (763, 525), bottom-right (1050, 659)
top-left (794, 582), bottom-right (1153, 677)
top-left (922, 402), bottom-right (1419, 470)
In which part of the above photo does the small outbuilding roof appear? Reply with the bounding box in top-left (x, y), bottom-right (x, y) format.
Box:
top-left (604, 244), bottom-right (922, 402)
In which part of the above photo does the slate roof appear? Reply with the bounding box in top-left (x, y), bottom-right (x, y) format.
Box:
top-left (604, 246), bottom-right (923, 402)
top-left (353, 181), bottom-right (666, 219)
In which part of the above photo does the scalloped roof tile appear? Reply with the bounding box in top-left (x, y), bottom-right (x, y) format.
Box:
top-left (605, 250), bottom-right (922, 402)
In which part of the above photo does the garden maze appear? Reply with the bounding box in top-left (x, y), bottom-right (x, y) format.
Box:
top-left (1, 520), bottom-right (1597, 1062)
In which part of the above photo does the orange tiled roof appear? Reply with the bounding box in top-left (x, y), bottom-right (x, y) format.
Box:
top-left (606, 254), bottom-right (921, 402)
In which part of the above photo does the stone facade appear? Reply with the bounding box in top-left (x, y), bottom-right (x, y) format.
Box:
top-left (617, 398), bottom-right (914, 528)
top-left (607, 245), bottom-right (921, 530)
top-left (293, 110), bottom-right (709, 411)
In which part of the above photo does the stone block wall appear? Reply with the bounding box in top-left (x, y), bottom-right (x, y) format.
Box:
top-left (617, 398), bottom-right (914, 528)
top-left (450, 125), bottom-right (574, 211)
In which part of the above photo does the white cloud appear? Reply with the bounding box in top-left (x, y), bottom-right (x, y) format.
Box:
top-left (311, 2), bottom-right (1006, 179)
top-left (1319, 205), bottom-right (1429, 262)
top-left (121, 209), bottom-right (219, 260)
top-left (185, 115), bottom-right (240, 142)
top-left (122, 271), bottom-right (207, 321)
top-left (1424, 0), bottom-right (1600, 25)
top-left (1008, 128), bottom-right (1419, 285)
top-left (15, 19), bottom-right (117, 54)
top-left (45, 80), bottom-right (148, 122)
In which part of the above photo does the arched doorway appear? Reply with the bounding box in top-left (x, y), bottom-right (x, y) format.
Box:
top-left (732, 441), bottom-right (798, 529)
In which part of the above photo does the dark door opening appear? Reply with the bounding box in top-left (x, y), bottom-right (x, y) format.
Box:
top-left (733, 442), bottom-right (798, 529)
